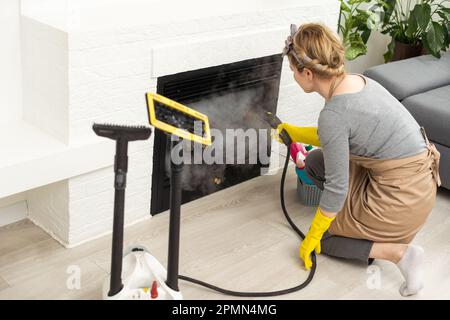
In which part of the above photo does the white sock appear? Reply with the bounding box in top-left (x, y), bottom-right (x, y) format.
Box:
top-left (396, 245), bottom-right (425, 297)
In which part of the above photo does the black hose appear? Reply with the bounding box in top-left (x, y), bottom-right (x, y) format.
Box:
top-left (178, 148), bottom-right (316, 297)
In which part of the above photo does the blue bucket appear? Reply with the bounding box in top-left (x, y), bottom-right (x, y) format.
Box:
top-left (295, 168), bottom-right (322, 206)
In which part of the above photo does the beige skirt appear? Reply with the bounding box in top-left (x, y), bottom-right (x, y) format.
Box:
top-left (328, 128), bottom-right (441, 244)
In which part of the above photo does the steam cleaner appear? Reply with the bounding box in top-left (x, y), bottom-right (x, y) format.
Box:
top-left (94, 92), bottom-right (316, 299)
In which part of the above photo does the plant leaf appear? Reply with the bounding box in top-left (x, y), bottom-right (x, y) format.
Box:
top-left (366, 10), bottom-right (381, 30)
top-left (381, 0), bottom-right (397, 25)
top-left (348, 0), bottom-right (370, 5)
top-left (340, 0), bottom-right (351, 13)
top-left (355, 8), bottom-right (370, 25)
top-left (407, 3), bottom-right (431, 38)
top-left (438, 7), bottom-right (450, 21)
top-left (361, 29), bottom-right (372, 43)
top-left (383, 38), bottom-right (395, 63)
top-left (438, 12), bottom-right (449, 23)
top-left (346, 45), bottom-right (367, 60)
top-left (443, 23), bottom-right (450, 49)
top-left (406, 10), bottom-right (419, 38)
top-left (345, 33), bottom-right (367, 60)
top-left (422, 34), bottom-right (433, 56)
top-left (428, 22), bottom-right (446, 48)
top-left (425, 21), bottom-right (446, 57)
top-left (418, 4), bottom-right (431, 31)
top-left (440, 7), bottom-right (450, 15)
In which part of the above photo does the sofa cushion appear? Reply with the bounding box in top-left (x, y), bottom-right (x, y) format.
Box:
top-left (402, 85), bottom-right (450, 147)
top-left (364, 52), bottom-right (450, 100)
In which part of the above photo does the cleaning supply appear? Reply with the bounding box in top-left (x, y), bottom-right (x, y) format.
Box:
top-left (97, 91), bottom-right (214, 300)
top-left (288, 142), bottom-right (322, 206)
top-left (146, 92), bottom-right (212, 146)
top-left (265, 111), bottom-right (293, 146)
top-left (296, 168), bottom-right (312, 184)
top-left (290, 142), bottom-right (308, 168)
top-left (290, 142), bottom-right (314, 184)
top-left (296, 167), bottom-right (314, 184)
top-left (149, 97), bottom-right (315, 297)
top-left (289, 142), bottom-right (322, 206)
top-left (92, 124), bottom-right (183, 300)
top-left (98, 94), bottom-right (316, 300)
top-left (92, 123), bottom-right (152, 298)
top-left (299, 207), bottom-right (335, 270)
top-left (297, 178), bottom-right (322, 206)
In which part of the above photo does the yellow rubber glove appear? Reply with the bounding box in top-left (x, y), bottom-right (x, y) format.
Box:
top-left (276, 123), bottom-right (321, 147)
top-left (299, 207), bottom-right (335, 270)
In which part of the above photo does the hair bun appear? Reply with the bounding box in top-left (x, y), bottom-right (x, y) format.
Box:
top-left (291, 23), bottom-right (345, 77)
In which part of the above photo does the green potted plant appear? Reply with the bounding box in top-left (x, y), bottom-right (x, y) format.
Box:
top-left (339, 0), bottom-right (450, 62)
top-left (338, 0), bottom-right (382, 60)
top-left (379, 0), bottom-right (450, 62)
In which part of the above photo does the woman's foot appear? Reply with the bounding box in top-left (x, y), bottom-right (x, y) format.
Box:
top-left (396, 245), bottom-right (425, 297)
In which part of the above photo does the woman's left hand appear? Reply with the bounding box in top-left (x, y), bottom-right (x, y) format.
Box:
top-left (299, 231), bottom-right (322, 270)
top-left (299, 207), bottom-right (336, 270)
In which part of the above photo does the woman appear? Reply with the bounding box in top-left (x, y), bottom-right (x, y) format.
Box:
top-left (278, 23), bottom-right (441, 296)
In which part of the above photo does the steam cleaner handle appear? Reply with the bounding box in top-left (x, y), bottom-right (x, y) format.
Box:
top-left (264, 112), bottom-right (292, 146)
top-left (279, 129), bottom-right (293, 146)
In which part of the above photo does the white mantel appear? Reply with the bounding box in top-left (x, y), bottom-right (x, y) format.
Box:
top-left (4, 0), bottom-right (340, 247)
top-left (21, 0), bottom-right (332, 31)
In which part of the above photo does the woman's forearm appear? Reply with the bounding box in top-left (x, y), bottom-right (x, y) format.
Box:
top-left (320, 208), bottom-right (337, 218)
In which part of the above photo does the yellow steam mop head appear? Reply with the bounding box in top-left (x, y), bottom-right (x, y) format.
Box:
top-left (146, 92), bottom-right (211, 146)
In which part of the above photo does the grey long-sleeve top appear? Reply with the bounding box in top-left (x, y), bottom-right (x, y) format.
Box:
top-left (317, 75), bottom-right (427, 213)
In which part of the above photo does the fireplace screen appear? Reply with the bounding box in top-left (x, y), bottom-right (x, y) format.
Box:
top-left (151, 54), bottom-right (282, 215)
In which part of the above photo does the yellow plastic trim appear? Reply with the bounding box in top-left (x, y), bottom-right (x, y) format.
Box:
top-left (146, 92), bottom-right (212, 146)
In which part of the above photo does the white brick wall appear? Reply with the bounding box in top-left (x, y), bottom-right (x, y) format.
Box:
top-left (22, 0), bottom-right (339, 247)
top-left (67, 140), bottom-right (153, 246)
top-left (21, 16), bottom-right (69, 144)
top-left (27, 180), bottom-right (69, 244)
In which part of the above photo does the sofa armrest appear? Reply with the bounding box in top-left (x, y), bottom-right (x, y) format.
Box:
top-left (363, 52), bottom-right (450, 100)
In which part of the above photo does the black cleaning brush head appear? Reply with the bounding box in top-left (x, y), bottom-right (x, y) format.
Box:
top-left (92, 123), bottom-right (152, 142)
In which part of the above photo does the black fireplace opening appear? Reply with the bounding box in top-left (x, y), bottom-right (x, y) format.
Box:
top-left (150, 54), bottom-right (283, 215)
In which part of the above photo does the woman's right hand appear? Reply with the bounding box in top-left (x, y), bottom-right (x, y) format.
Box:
top-left (276, 123), bottom-right (321, 147)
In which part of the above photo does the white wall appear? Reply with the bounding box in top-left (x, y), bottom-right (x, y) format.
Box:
top-left (0, 194), bottom-right (27, 227)
top-left (0, 0), bottom-right (22, 124)
top-left (346, 31), bottom-right (391, 74)
top-left (0, 0), bottom-right (28, 226)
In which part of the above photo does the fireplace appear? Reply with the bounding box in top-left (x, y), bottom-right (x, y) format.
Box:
top-left (151, 54), bottom-right (283, 215)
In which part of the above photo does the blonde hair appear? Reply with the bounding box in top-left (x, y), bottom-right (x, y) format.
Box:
top-left (288, 23), bottom-right (345, 78)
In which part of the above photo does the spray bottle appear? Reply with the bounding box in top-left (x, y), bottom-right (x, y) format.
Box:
top-left (290, 143), bottom-right (314, 185)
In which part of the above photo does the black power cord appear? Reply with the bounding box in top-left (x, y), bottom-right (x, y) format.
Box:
top-left (178, 147), bottom-right (316, 297)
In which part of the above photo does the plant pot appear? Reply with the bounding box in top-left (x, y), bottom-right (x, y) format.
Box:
top-left (392, 41), bottom-right (423, 61)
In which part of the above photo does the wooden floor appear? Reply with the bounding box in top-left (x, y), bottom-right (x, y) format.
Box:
top-left (1, 167), bottom-right (450, 300)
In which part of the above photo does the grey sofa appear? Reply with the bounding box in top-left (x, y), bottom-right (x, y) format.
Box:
top-left (364, 52), bottom-right (450, 189)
